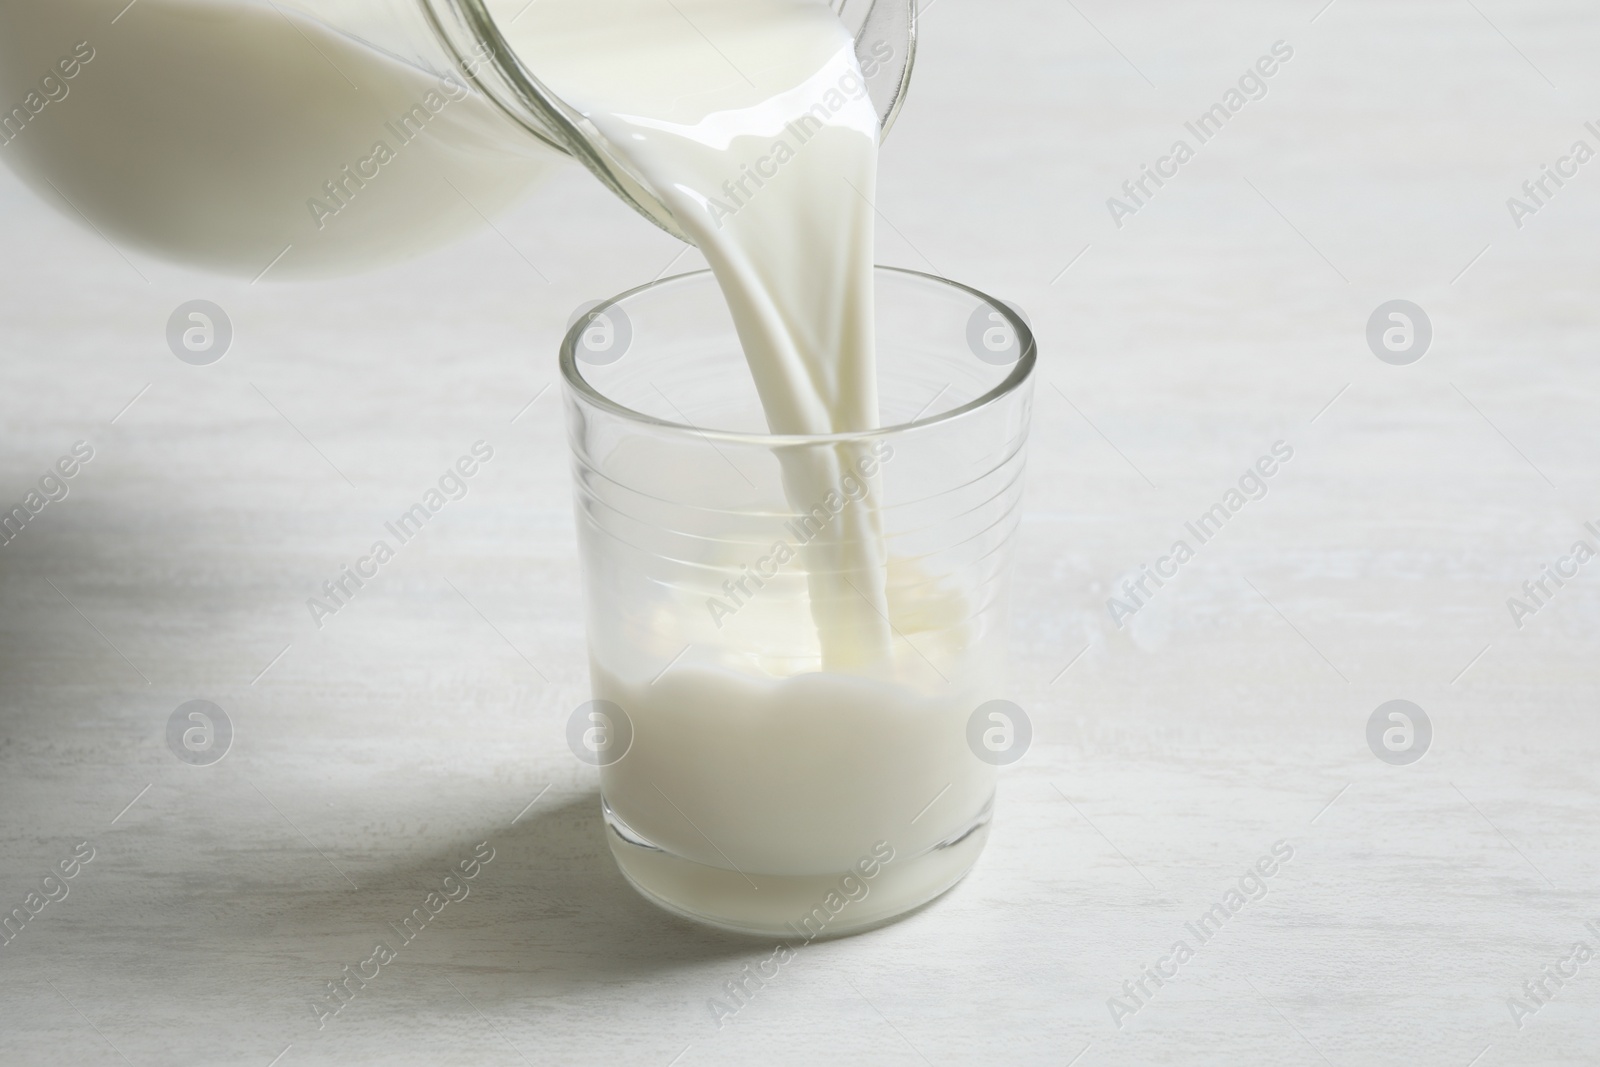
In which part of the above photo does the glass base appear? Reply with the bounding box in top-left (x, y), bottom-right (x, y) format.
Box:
top-left (603, 796), bottom-right (992, 938)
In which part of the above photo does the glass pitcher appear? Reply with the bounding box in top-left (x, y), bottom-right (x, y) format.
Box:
top-left (0, 0), bottom-right (914, 278)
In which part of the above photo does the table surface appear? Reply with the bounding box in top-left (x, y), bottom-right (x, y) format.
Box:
top-left (3, 1), bottom-right (1598, 1065)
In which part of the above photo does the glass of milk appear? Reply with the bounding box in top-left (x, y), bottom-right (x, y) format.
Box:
top-left (563, 267), bottom-right (1035, 936)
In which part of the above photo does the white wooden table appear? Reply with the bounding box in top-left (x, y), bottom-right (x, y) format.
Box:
top-left (2, 2), bottom-right (1597, 1064)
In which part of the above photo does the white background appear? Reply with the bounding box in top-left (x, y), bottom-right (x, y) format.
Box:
top-left (2, 1), bottom-right (1598, 1064)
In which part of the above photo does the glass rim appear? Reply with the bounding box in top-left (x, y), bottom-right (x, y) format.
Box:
top-left (559, 266), bottom-right (1036, 448)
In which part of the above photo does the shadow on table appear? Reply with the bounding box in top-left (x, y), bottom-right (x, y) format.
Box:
top-left (270, 789), bottom-right (758, 1005)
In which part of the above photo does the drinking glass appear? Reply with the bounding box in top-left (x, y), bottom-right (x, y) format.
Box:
top-left (562, 266), bottom-right (1034, 936)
